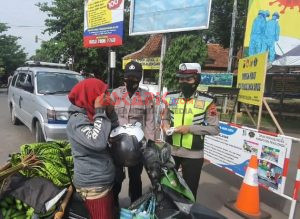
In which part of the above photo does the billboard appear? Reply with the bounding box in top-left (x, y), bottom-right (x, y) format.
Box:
top-left (244, 0), bottom-right (300, 63)
top-left (204, 122), bottom-right (292, 194)
top-left (237, 52), bottom-right (268, 106)
top-left (129, 0), bottom-right (212, 35)
top-left (198, 73), bottom-right (233, 91)
top-left (84, 0), bottom-right (124, 48)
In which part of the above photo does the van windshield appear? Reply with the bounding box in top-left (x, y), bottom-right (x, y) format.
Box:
top-left (37, 72), bottom-right (84, 94)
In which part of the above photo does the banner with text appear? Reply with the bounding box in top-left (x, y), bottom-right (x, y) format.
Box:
top-left (198, 73), bottom-right (233, 91)
top-left (204, 122), bottom-right (292, 194)
top-left (237, 52), bottom-right (268, 106)
top-left (122, 57), bottom-right (161, 70)
top-left (84, 0), bottom-right (124, 48)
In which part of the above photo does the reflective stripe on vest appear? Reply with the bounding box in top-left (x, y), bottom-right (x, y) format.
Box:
top-left (166, 93), bottom-right (213, 149)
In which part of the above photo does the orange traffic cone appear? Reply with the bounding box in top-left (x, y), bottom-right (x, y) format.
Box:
top-left (235, 155), bottom-right (260, 216)
top-left (225, 155), bottom-right (271, 219)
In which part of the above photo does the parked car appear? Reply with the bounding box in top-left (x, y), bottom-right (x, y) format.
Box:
top-left (7, 61), bottom-right (84, 142)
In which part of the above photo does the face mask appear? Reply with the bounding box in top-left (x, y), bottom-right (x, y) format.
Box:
top-left (180, 82), bottom-right (197, 98)
top-left (125, 79), bottom-right (139, 94)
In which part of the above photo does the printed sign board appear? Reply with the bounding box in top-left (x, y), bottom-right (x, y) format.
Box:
top-left (204, 122), bottom-right (292, 194)
top-left (129, 0), bottom-right (212, 35)
top-left (84, 0), bottom-right (124, 48)
top-left (244, 0), bottom-right (300, 63)
top-left (122, 57), bottom-right (161, 70)
top-left (198, 73), bottom-right (233, 91)
top-left (237, 52), bottom-right (268, 106)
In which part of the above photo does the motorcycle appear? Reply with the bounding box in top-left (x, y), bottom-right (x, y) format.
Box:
top-left (125, 140), bottom-right (227, 219)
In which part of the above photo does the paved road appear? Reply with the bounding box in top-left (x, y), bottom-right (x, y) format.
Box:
top-left (0, 89), bottom-right (34, 164)
top-left (0, 89), bottom-right (299, 218)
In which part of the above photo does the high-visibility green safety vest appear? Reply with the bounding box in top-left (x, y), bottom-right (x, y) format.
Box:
top-left (165, 91), bottom-right (213, 150)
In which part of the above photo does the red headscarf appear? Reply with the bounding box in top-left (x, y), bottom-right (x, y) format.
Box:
top-left (68, 78), bottom-right (108, 121)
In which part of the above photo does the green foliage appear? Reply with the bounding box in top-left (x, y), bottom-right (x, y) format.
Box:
top-left (11, 141), bottom-right (73, 187)
top-left (0, 22), bottom-right (26, 77)
top-left (35, 0), bottom-right (146, 85)
top-left (162, 35), bottom-right (207, 90)
top-left (34, 0), bottom-right (247, 85)
top-left (31, 40), bottom-right (66, 63)
top-left (36, 0), bottom-right (109, 76)
top-left (202, 0), bottom-right (248, 51)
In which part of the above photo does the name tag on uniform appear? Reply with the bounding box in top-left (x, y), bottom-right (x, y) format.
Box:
top-left (169, 98), bottom-right (177, 106)
top-left (194, 100), bottom-right (204, 109)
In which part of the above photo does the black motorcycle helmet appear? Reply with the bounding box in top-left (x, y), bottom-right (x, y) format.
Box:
top-left (109, 122), bottom-right (145, 167)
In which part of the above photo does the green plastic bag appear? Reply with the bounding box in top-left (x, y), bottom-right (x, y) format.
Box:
top-left (160, 169), bottom-right (195, 202)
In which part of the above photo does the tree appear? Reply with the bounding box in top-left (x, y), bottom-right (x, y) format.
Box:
top-left (0, 22), bottom-right (26, 82)
top-left (31, 40), bottom-right (66, 63)
top-left (162, 0), bottom-right (248, 88)
top-left (36, 0), bottom-right (106, 75)
top-left (36, 0), bottom-right (147, 84)
top-left (163, 0), bottom-right (248, 53)
top-left (202, 0), bottom-right (248, 52)
top-left (163, 35), bottom-right (207, 90)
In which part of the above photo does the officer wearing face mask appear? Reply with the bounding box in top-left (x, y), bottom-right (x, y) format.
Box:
top-left (162, 63), bottom-right (220, 198)
top-left (111, 61), bottom-right (155, 207)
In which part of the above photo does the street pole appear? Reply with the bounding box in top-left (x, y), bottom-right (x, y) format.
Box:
top-left (227, 0), bottom-right (237, 73)
top-left (107, 47), bottom-right (111, 88)
top-left (110, 50), bottom-right (116, 89)
top-left (226, 0), bottom-right (238, 115)
top-left (156, 34), bottom-right (167, 139)
top-left (158, 35), bottom-right (167, 99)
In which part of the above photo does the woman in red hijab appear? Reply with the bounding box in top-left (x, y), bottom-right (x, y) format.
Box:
top-left (67, 78), bottom-right (118, 219)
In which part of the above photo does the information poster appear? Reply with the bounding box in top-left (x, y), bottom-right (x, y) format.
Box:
top-left (204, 122), bottom-right (292, 194)
top-left (237, 52), bottom-right (268, 106)
top-left (244, 0), bottom-right (300, 63)
top-left (84, 0), bottom-right (124, 48)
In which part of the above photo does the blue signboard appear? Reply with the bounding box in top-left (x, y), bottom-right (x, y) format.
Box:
top-left (200, 73), bottom-right (234, 87)
top-left (129, 0), bottom-right (212, 35)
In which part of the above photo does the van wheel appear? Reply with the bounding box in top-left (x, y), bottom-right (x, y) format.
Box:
top-left (35, 121), bottom-right (45, 142)
top-left (10, 105), bottom-right (20, 125)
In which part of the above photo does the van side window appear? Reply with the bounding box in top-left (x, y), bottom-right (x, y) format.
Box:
top-left (27, 74), bottom-right (32, 85)
top-left (11, 74), bottom-right (18, 87)
top-left (16, 73), bottom-right (27, 88)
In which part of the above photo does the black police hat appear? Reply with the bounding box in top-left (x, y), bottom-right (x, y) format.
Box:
top-left (124, 61), bottom-right (143, 79)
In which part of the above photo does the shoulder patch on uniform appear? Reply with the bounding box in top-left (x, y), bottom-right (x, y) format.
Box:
top-left (196, 91), bottom-right (214, 100)
top-left (194, 100), bottom-right (205, 109)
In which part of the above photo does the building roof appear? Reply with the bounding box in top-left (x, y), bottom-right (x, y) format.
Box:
top-left (123, 34), bottom-right (163, 60)
top-left (123, 34), bottom-right (241, 72)
top-left (205, 44), bottom-right (229, 69)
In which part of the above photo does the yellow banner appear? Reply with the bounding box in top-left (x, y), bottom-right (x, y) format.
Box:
top-left (237, 52), bottom-right (268, 106)
top-left (122, 57), bottom-right (161, 70)
top-left (244, 0), bottom-right (300, 62)
top-left (87, 0), bottom-right (112, 29)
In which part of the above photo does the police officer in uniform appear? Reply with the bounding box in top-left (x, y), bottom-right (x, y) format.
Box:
top-left (111, 61), bottom-right (155, 206)
top-left (162, 63), bottom-right (220, 198)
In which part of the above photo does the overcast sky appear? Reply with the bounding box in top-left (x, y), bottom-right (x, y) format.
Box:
top-left (0, 0), bottom-right (51, 57)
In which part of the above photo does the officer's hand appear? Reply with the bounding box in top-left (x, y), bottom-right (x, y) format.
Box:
top-left (161, 123), bottom-right (170, 134)
top-left (175, 125), bottom-right (190, 134)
